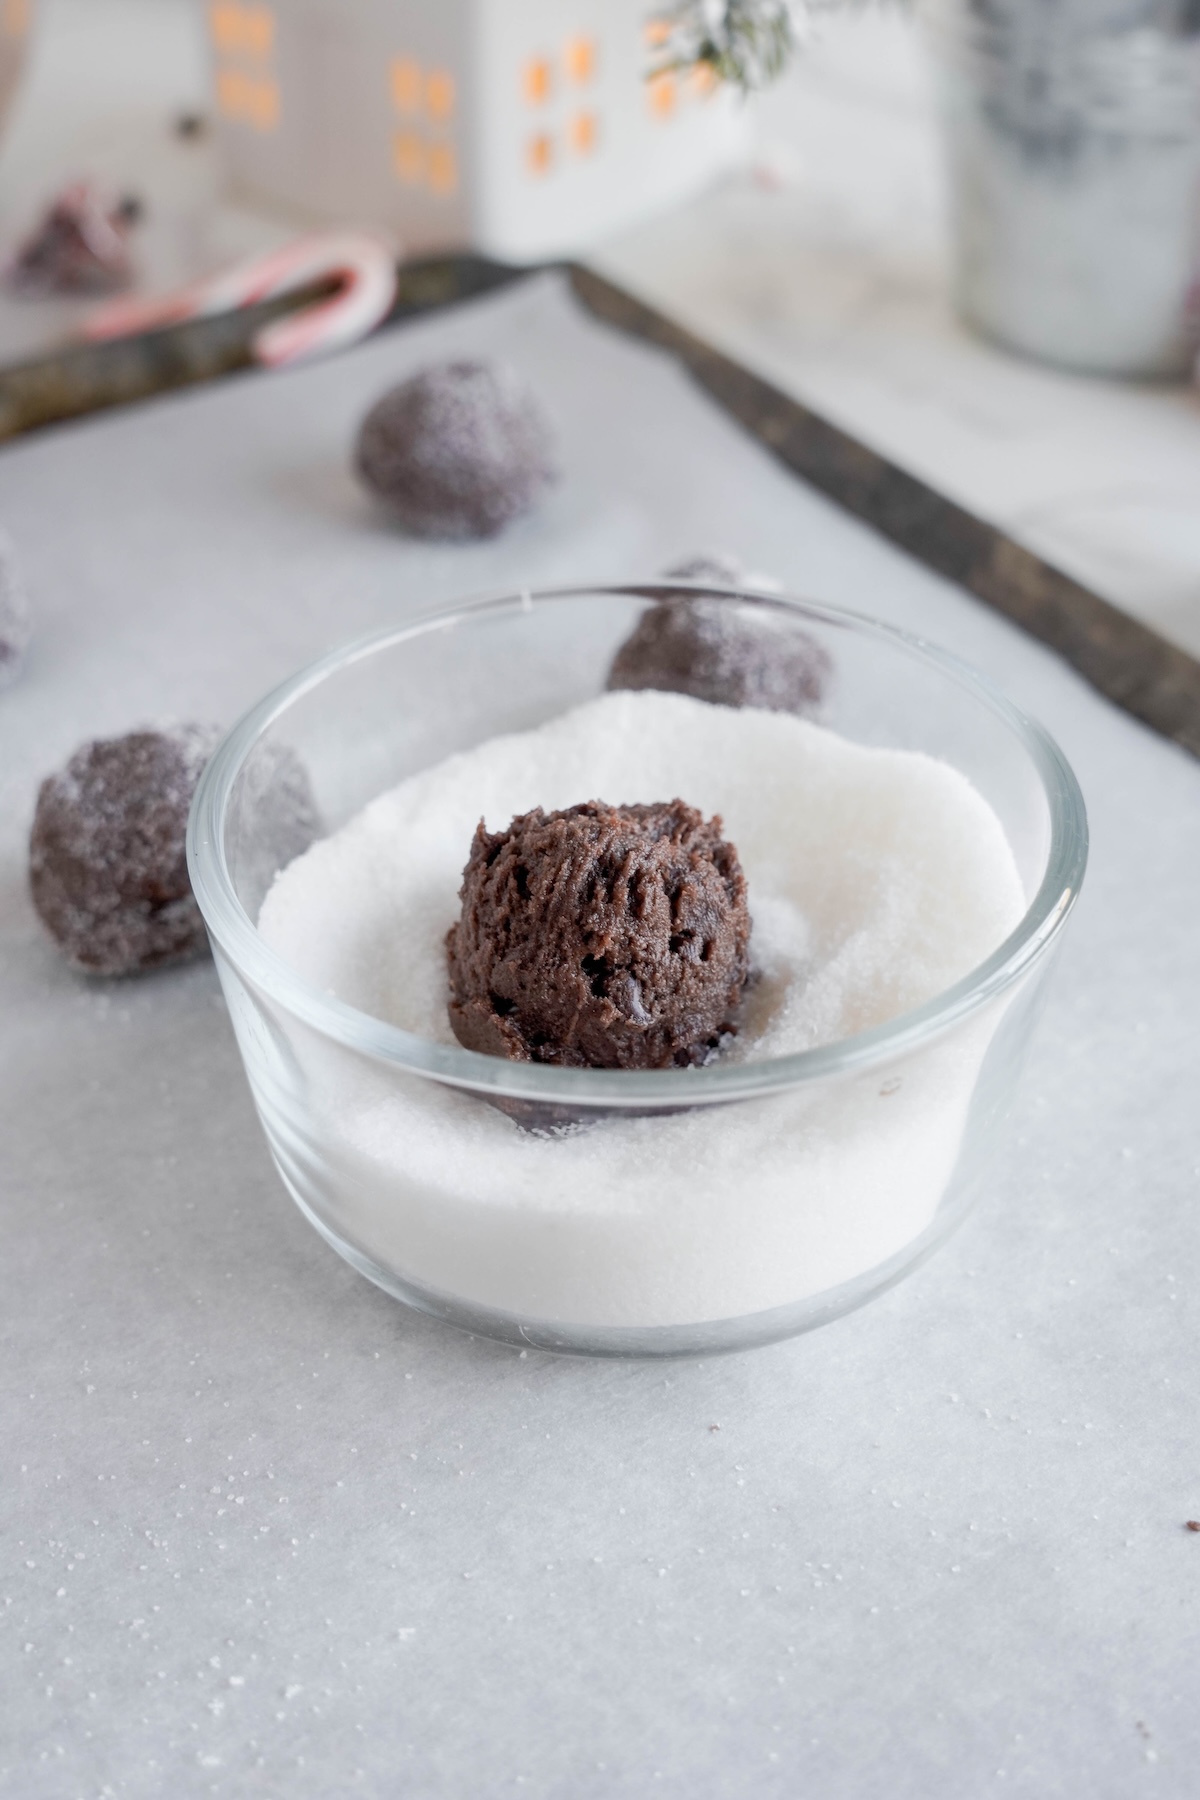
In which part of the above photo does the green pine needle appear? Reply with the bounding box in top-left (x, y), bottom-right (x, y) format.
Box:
top-left (649, 2), bottom-right (801, 94)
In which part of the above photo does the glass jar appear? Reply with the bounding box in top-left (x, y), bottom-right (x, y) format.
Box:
top-left (188, 585), bottom-right (1087, 1358)
top-left (921, 0), bottom-right (1200, 375)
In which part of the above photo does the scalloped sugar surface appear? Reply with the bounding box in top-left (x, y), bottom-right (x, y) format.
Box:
top-left (257, 690), bottom-right (1026, 1327)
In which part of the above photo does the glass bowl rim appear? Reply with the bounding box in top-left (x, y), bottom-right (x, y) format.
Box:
top-left (187, 582), bottom-right (1088, 1109)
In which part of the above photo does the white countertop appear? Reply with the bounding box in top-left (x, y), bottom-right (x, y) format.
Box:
top-left (1, 1), bottom-right (1198, 658)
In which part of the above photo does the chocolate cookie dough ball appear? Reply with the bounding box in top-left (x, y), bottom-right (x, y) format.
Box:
top-left (609, 564), bottom-right (830, 715)
top-left (447, 799), bottom-right (750, 1071)
top-left (0, 531), bottom-right (31, 690)
top-left (30, 724), bottom-right (220, 975)
top-left (355, 359), bottom-right (559, 539)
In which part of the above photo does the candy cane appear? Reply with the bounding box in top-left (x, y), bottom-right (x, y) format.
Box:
top-left (81, 231), bottom-right (399, 367)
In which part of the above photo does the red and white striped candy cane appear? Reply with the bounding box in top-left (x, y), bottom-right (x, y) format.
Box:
top-left (82, 231), bottom-right (399, 367)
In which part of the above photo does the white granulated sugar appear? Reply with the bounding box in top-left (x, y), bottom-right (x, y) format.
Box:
top-left (258, 690), bottom-right (1026, 1327)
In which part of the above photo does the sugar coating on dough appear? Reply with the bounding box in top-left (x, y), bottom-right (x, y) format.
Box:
top-left (354, 359), bottom-right (559, 540)
top-left (608, 586), bottom-right (830, 716)
top-left (31, 727), bottom-right (322, 977)
top-left (30, 725), bottom-right (220, 975)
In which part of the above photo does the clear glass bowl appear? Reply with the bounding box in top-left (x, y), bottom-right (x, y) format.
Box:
top-left (188, 585), bottom-right (1087, 1358)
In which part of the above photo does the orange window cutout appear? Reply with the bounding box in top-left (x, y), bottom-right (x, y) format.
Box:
top-left (242, 5), bottom-right (275, 60)
top-left (688, 62), bottom-right (718, 98)
top-left (210, 2), bottom-right (241, 56)
top-left (427, 142), bottom-right (458, 196)
top-left (526, 132), bottom-right (553, 177)
top-left (647, 72), bottom-right (676, 118)
top-left (564, 35), bottom-right (596, 84)
top-left (393, 130), bottom-right (425, 184)
top-left (390, 57), bottom-right (422, 114)
top-left (425, 69), bottom-right (455, 121)
top-left (249, 76), bottom-right (280, 131)
top-left (644, 18), bottom-right (672, 49)
top-left (216, 65), bottom-right (249, 118)
top-left (523, 57), bottom-right (551, 106)
top-left (568, 111), bottom-right (598, 156)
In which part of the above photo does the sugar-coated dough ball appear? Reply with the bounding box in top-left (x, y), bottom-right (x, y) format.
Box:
top-left (608, 587), bottom-right (831, 716)
top-left (354, 359), bottom-right (559, 539)
top-left (30, 725), bottom-right (221, 976)
top-left (0, 530), bottom-right (31, 690)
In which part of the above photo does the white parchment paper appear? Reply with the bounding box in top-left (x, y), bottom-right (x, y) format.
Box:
top-left (1, 273), bottom-right (1198, 1800)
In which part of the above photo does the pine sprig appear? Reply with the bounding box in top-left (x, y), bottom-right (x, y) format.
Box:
top-left (648, 1), bottom-right (803, 94)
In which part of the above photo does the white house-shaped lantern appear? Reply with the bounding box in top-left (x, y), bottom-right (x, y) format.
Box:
top-left (205, 0), bottom-right (747, 260)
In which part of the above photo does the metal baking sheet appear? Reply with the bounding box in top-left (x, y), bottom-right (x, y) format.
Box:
top-left (3, 254), bottom-right (1198, 756)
